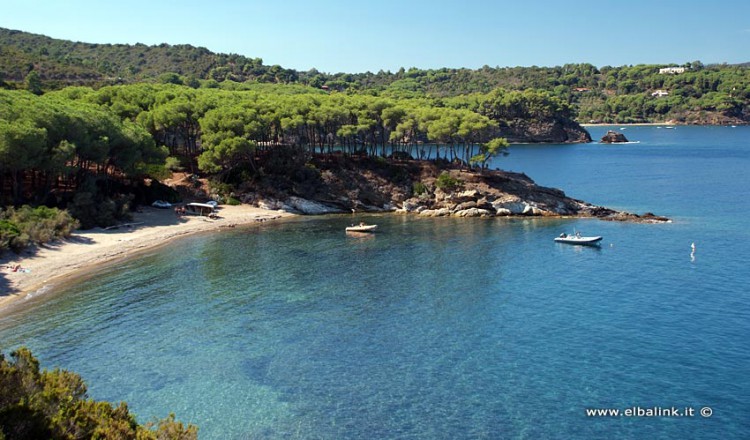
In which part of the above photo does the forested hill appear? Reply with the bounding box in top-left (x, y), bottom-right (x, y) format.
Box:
top-left (1, 27), bottom-right (749, 124)
top-left (0, 27), bottom-right (279, 87)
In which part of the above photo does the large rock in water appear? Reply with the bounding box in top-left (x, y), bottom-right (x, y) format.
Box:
top-left (284, 196), bottom-right (344, 214)
top-left (600, 130), bottom-right (629, 143)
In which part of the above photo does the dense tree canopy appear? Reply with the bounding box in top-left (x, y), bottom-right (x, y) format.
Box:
top-left (2, 28), bottom-right (748, 124)
top-left (0, 89), bottom-right (167, 205)
top-left (1, 82), bottom-right (533, 220)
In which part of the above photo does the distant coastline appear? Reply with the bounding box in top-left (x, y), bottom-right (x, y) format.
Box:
top-left (580, 122), bottom-right (747, 127)
top-left (581, 122), bottom-right (673, 127)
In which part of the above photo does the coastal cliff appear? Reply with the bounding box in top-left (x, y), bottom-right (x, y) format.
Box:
top-left (232, 156), bottom-right (668, 223)
top-left (497, 118), bottom-right (592, 143)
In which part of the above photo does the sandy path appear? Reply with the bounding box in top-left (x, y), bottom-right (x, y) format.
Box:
top-left (0, 205), bottom-right (294, 311)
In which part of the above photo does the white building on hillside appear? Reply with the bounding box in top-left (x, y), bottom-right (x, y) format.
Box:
top-left (651, 90), bottom-right (669, 97)
top-left (659, 67), bottom-right (686, 74)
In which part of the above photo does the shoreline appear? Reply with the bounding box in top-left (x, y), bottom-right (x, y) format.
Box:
top-left (0, 205), bottom-right (294, 313)
top-left (580, 122), bottom-right (676, 127)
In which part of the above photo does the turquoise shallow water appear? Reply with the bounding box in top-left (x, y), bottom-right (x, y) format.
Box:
top-left (1, 126), bottom-right (749, 439)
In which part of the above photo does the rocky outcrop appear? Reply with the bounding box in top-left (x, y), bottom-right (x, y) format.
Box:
top-left (284, 196), bottom-right (345, 215)
top-left (243, 156), bottom-right (668, 224)
top-left (497, 118), bottom-right (592, 143)
top-left (600, 130), bottom-right (629, 143)
top-left (389, 168), bottom-right (669, 223)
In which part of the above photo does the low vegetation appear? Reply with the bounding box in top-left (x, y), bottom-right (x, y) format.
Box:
top-left (435, 172), bottom-right (463, 191)
top-left (0, 206), bottom-right (77, 253)
top-left (0, 347), bottom-right (197, 439)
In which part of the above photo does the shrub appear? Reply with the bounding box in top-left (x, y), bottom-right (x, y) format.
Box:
top-left (413, 181), bottom-right (428, 196)
top-left (226, 196), bottom-right (241, 206)
top-left (435, 172), bottom-right (463, 191)
top-left (0, 206), bottom-right (79, 253)
top-left (0, 347), bottom-right (198, 439)
top-left (164, 156), bottom-right (183, 171)
top-left (68, 192), bottom-right (132, 230)
top-left (0, 220), bottom-right (21, 251)
top-left (208, 180), bottom-right (235, 198)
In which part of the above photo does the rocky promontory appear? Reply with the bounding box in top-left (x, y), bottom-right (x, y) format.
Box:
top-left (234, 156), bottom-right (668, 224)
top-left (497, 118), bottom-right (592, 143)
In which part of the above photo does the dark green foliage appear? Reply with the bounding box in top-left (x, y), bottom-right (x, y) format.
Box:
top-left (23, 70), bottom-right (42, 95)
top-left (0, 206), bottom-right (78, 253)
top-left (1, 28), bottom-right (748, 124)
top-left (0, 89), bottom-right (167, 206)
top-left (412, 181), bottom-right (428, 196)
top-left (435, 172), bottom-right (463, 191)
top-left (164, 156), bottom-right (182, 171)
top-left (0, 347), bottom-right (197, 439)
top-left (207, 180), bottom-right (236, 200)
top-left (142, 179), bottom-right (181, 205)
top-left (0, 27), bottom-right (286, 89)
top-left (66, 182), bottom-right (133, 230)
top-left (0, 220), bottom-right (22, 252)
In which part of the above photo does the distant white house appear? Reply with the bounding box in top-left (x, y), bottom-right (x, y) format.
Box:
top-left (659, 67), bottom-right (686, 74)
top-left (651, 90), bottom-right (669, 97)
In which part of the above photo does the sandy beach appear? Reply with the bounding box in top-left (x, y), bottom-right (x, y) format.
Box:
top-left (0, 205), bottom-right (294, 311)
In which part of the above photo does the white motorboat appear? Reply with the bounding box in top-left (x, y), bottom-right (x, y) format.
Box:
top-left (346, 224), bottom-right (378, 232)
top-left (554, 232), bottom-right (602, 246)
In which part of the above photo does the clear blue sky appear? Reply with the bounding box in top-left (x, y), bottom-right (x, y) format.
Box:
top-left (2, 0), bottom-right (749, 73)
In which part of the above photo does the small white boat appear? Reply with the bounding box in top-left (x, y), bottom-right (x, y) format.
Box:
top-left (554, 232), bottom-right (602, 246)
top-left (346, 224), bottom-right (378, 232)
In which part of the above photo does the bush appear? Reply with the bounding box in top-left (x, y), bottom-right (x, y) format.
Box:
top-left (208, 180), bottom-right (235, 198)
top-left (0, 220), bottom-right (21, 251)
top-left (68, 192), bottom-right (132, 230)
top-left (435, 172), bottom-right (463, 191)
top-left (413, 181), bottom-right (428, 196)
top-left (0, 206), bottom-right (79, 253)
top-left (226, 196), bottom-right (241, 206)
top-left (0, 347), bottom-right (198, 439)
top-left (164, 156), bottom-right (183, 171)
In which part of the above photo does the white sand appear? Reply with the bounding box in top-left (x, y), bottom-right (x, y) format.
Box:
top-left (0, 205), bottom-right (294, 311)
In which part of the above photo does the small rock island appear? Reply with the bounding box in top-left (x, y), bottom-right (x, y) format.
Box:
top-left (600, 130), bottom-right (629, 143)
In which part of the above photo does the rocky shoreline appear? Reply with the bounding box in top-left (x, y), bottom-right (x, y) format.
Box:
top-left (236, 158), bottom-right (669, 224)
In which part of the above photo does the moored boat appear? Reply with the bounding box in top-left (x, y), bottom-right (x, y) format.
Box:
top-left (554, 232), bottom-right (602, 246)
top-left (346, 223), bottom-right (377, 232)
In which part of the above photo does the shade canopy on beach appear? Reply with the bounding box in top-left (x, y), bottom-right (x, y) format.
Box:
top-left (185, 203), bottom-right (215, 216)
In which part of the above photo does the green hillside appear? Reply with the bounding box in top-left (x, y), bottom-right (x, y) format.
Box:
top-left (2, 27), bottom-right (749, 124)
top-left (0, 27), bottom-right (281, 87)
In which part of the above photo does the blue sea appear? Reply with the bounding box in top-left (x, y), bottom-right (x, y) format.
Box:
top-left (1, 126), bottom-right (748, 439)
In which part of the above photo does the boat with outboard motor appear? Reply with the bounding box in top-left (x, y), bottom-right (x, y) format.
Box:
top-left (554, 232), bottom-right (602, 246)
